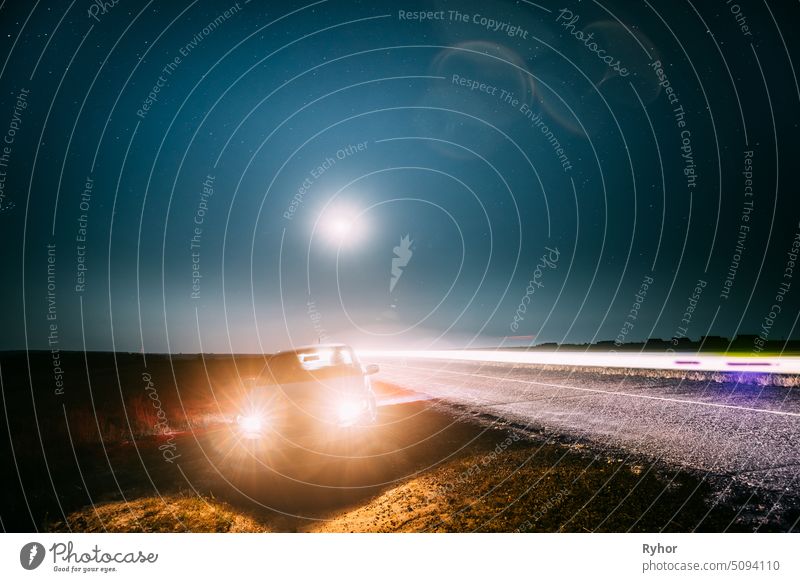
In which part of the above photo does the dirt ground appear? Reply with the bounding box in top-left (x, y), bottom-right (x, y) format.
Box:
top-left (43, 400), bottom-right (798, 533)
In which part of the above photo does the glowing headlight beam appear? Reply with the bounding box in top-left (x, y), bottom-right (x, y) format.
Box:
top-left (237, 414), bottom-right (264, 434)
top-left (336, 400), bottom-right (364, 426)
top-left (356, 350), bottom-right (800, 375)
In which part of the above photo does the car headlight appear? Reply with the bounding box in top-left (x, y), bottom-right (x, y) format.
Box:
top-left (336, 400), bottom-right (364, 426)
top-left (237, 414), bottom-right (264, 434)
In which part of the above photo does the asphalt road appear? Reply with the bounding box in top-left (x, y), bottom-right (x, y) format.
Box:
top-left (369, 357), bottom-right (800, 493)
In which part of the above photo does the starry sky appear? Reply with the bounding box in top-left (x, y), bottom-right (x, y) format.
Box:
top-left (0, 0), bottom-right (798, 353)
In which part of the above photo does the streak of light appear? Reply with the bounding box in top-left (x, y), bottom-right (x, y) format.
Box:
top-left (356, 349), bottom-right (800, 375)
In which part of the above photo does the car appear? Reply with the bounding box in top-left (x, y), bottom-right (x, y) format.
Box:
top-left (236, 344), bottom-right (379, 445)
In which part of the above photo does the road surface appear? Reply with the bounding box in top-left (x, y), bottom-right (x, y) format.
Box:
top-left (369, 356), bottom-right (800, 493)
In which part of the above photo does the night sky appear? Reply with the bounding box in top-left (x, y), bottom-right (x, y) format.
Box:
top-left (1, 0), bottom-right (798, 353)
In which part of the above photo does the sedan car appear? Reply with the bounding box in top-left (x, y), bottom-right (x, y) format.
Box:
top-left (236, 344), bottom-right (379, 444)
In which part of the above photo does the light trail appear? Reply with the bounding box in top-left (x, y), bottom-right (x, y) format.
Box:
top-left (375, 361), bottom-right (800, 418)
top-left (357, 349), bottom-right (800, 375)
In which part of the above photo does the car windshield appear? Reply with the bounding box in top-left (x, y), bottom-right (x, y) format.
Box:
top-left (258, 347), bottom-right (359, 385)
